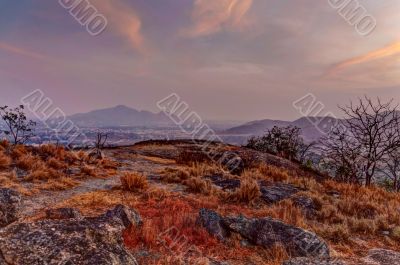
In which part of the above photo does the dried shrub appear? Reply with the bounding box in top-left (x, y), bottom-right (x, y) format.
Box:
top-left (161, 167), bottom-right (190, 183)
top-left (258, 164), bottom-right (290, 182)
top-left (26, 167), bottom-right (60, 181)
top-left (47, 158), bottom-right (67, 170)
top-left (10, 145), bottom-right (28, 159)
top-left (120, 172), bottom-right (149, 192)
top-left (176, 150), bottom-right (211, 165)
top-left (81, 165), bottom-right (96, 177)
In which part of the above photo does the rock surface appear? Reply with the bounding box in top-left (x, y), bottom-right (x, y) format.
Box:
top-left (198, 209), bottom-right (330, 259)
top-left (361, 249), bottom-right (400, 265)
top-left (0, 204), bottom-right (140, 265)
top-left (45, 207), bottom-right (83, 220)
top-left (260, 183), bottom-right (300, 204)
top-left (197, 208), bottom-right (230, 241)
top-left (223, 215), bottom-right (329, 258)
top-left (283, 257), bottom-right (346, 265)
top-left (0, 188), bottom-right (22, 227)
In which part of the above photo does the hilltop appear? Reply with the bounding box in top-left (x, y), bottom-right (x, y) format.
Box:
top-left (0, 140), bottom-right (399, 265)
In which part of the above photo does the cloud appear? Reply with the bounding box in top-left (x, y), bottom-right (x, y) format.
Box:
top-left (93, 0), bottom-right (147, 54)
top-left (182, 0), bottom-right (253, 37)
top-left (330, 41), bottom-right (400, 74)
top-left (0, 42), bottom-right (46, 60)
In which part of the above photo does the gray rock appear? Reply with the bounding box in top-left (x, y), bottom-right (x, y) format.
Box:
top-left (102, 204), bottom-right (142, 228)
top-left (205, 175), bottom-right (241, 191)
top-left (260, 183), bottom-right (300, 204)
top-left (361, 249), bottom-right (400, 265)
top-left (0, 188), bottom-right (22, 227)
top-left (0, 205), bottom-right (140, 265)
top-left (197, 209), bottom-right (230, 241)
top-left (45, 208), bottom-right (83, 220)
top-left (283, 257), bottom-right (346, 265)
top-left (223, 215), bottom-right (329, 258)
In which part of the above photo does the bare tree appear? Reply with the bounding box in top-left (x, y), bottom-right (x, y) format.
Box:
top-left (0, 105), bottom-right (36, 145)
top-left (324, 97), bottom-right (400, 186)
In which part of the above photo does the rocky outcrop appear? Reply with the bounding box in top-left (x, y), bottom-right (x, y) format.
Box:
top-left (198, 209), bottom-right (329, 259)
top-left (0, 204), bottom-right (140, 265)
top-left (260, 183), bottom-right (300, 204)
top-left (197, 208), bottom-right (230, 241)
top-left (0, 188), bottom-right (22, 227)
top-left (218, 151), bottom-right (245, 175)
top-left (283, 257), bottom-right (346, 265)
top-left (361, 249), bottom-right (400, 265)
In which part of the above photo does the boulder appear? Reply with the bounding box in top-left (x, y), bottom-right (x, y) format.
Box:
top-left (361, 249), bottom-right (400, 265)
top-left (260, 183), bottom-right (300, 204)
top-left (45, 208), bottom-right (83, 220)
top-left (0, 204), bottom-right (141, 265)
top-left (283, 257), bottom-right (346, 265)
top-left (0, 188), bottom-right (22, 227)
top-left (223, 215), bottom-right (329, 258)
top-left (197, 209), bottom-right (230, 241)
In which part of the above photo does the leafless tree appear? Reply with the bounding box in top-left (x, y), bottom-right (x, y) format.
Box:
top-left (323, 97), bottom-right (400, 186)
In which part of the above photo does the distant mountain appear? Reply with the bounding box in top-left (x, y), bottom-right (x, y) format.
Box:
top-left (68, 105), bottom-right (174, 127)
top-left (222, 116), bottom-right (340, 143)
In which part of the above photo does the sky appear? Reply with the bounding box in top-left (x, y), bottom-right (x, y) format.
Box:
top-left (0, 0), bottom-right (399, 121)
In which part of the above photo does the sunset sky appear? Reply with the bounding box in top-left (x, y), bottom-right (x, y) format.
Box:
top-left (0, 0), bottom-right (399, 121)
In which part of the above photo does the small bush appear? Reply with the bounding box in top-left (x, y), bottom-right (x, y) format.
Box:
top-left (120, 172), bottom-right (149, 192)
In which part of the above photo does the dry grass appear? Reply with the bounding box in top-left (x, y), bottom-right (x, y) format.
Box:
top-left (224, 177), bottom-right (261, 204)
top-left (80, 165), bottom-right (96, 177)
top-left (120, 172), bottom-right (149, 192)
top-left (0, 151), bottom-right (11, 169)
top-left (184, 177), bottom-right (213, 195)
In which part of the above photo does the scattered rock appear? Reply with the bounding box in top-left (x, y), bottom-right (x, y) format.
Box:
top-left (0, 188), bottom-right (22, 227)
top-left (361, 249), bottom-right (400, 265)
top-left (260, 183), bottom-right (300, 204)
top-left (205, 175), bottom-right (241, 191)
top-left (0, 204), bottom-right (140, 265)
top-left (88, 150), bottom-right (105, 160)
top-left (45, 208), bottom-right (83, 220)
top-left (197, 209), bottom-right (230, 241)
top-left (223, 215), bottom-right (329, 258)
top-left (292, 196), bottom-right (320, 218)
top-left (283, 257), bottom-right (346, 265)
top-left (208, 258), bottom-right (230, 265)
